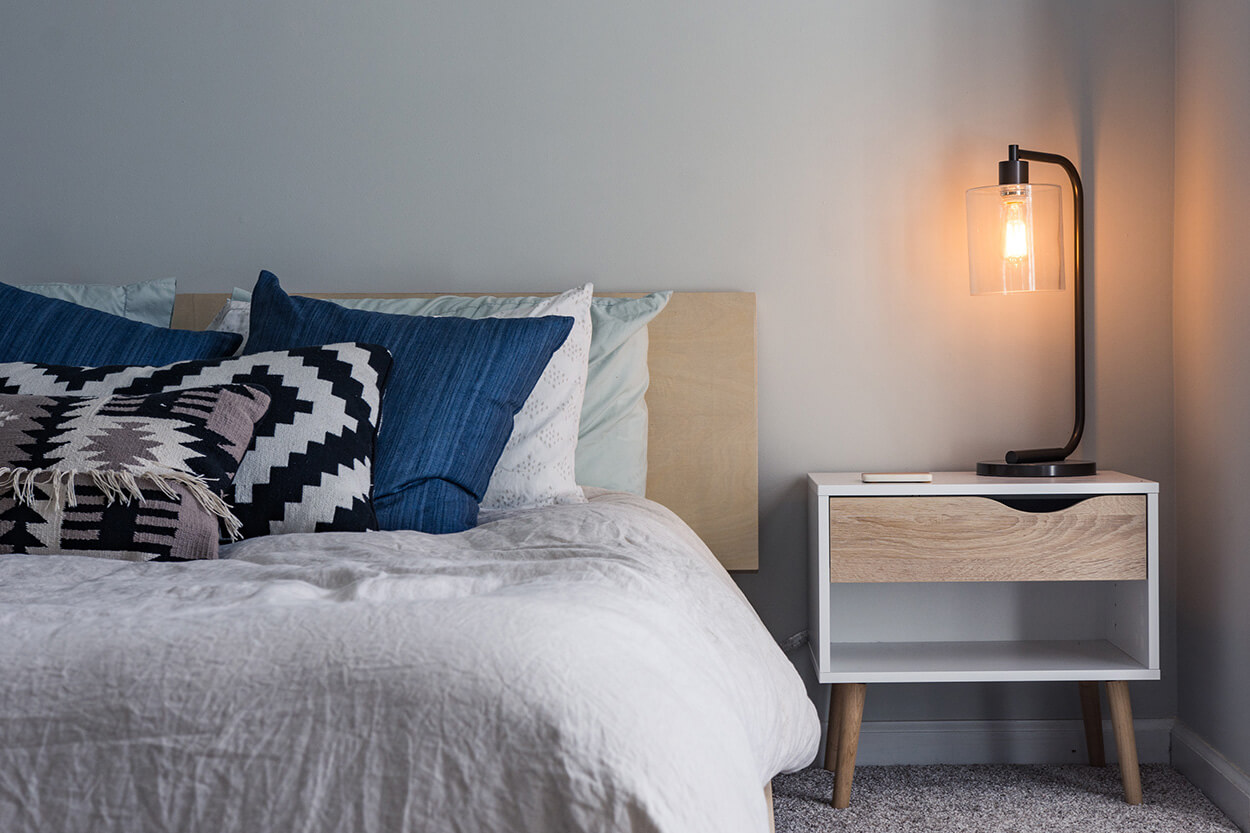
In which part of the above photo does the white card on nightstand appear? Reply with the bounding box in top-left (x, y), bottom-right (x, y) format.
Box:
top-left (861, 472), bottom-right (933, 483)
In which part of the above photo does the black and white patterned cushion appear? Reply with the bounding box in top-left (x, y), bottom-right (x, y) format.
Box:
top-left (0, 343), bottom-right (392, 539)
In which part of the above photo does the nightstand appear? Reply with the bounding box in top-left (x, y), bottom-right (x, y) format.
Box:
top-left (808, 471), bottom-right (1159, 808)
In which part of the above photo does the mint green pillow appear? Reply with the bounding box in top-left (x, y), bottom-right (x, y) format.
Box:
top-left (225, 287), bottom-right (671, 494)
top-left (575, 293), bottom-right (671, 494)
top-left (18, 277), bottom-right (177, 327)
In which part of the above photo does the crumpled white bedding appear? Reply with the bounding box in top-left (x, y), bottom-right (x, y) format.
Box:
top-left (0, 490), bottom-right (818, 833)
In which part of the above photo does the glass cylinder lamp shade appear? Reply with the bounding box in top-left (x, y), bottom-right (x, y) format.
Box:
top-left (966, 182), bottom-right (1064, 294)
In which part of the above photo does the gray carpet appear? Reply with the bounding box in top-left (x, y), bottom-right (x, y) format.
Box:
top-left (772, 764), bottom-right (1239, 832)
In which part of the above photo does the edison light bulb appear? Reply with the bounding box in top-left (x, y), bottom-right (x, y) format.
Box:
top-left (996, 185), bottom-right (1035, 290)
top-left (1003, 199), bottom-right (1030, 261)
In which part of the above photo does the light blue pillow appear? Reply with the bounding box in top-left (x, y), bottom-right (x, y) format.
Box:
top-left (226, 287), bottom-right (670, 494)
top-left (576, 293), bottom-right (670, 494)
top-left (242, 272), bottom-right (574, 534)
top-left (18, 277), bottom-right (177, 327)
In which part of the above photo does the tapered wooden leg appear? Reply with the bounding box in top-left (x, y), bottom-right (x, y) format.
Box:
top-left (764, 781), bottom-right (775, 833)
top-left (1079, 681), bottom-right (1106, 767)
top-left (831, 683), bottom-right (866, 809)
top-left (824, 684), bottom-right (845, 772)
top-left (1106, 680), bottom-right (1142, 805)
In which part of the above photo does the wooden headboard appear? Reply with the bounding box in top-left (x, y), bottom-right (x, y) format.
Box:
top-left (171, 292), bottom-right (759, 571)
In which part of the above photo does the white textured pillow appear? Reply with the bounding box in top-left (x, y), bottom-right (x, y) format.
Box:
top-left (207, 298), bottom-right (250, 352)
top-left (469, 285), bottom-right (592, 510)
top-left (209, 284), bottom-right (593, 511)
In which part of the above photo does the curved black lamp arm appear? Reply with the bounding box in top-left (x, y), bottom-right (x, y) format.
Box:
top-left (1000, 146), bottom-right (1086, 465)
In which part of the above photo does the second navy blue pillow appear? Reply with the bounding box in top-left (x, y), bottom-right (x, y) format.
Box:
top-left (1, 282), bottom-right (241, 366)
top-left (243, 271), bottom-right (573, 534)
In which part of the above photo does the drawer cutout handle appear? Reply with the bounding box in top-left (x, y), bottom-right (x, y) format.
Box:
top-left (990, 496), bottom-right (1093, 513)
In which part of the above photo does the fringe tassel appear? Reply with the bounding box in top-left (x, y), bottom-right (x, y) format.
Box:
top-left (0, 466), bottom-right (243, 542)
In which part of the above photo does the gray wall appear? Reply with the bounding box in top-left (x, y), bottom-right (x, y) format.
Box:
top-left (1175, 0), bottom-right (1250, 775)
top-left (0, 2), bottom-right (1177, 725)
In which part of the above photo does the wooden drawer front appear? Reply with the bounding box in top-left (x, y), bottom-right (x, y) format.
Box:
top-left (829, 495), bottom-right (1147, 583)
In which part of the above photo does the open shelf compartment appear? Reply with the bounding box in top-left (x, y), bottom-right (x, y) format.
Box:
top-left (817, 638), bottom-right (1158, 683)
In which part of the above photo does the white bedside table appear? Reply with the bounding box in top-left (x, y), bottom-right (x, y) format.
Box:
top-left (808, 471), bottom-right (1159, 808)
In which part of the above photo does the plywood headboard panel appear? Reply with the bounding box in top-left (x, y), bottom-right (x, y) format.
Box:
top-left (171, 292), bottom-right (759, 570)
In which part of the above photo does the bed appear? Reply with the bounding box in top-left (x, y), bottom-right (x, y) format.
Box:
top-left (0, 282), bottom-right (819, 833)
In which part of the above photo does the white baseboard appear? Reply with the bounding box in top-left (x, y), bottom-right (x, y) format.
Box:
top-left (1171, 722), bottom-right (1250, 832)
top-left (817, 718), bottom-right (1174, 765)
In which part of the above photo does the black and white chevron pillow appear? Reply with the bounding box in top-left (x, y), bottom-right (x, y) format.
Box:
top-left (0, 343), bottom-right (392, 539)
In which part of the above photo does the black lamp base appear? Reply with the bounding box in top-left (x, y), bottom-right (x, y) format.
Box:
top-left (977, 459), bottom-right (1097, 477)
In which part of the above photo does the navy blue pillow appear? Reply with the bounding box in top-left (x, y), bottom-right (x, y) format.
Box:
top-left (1, 282), bottom-right (240, 365)
top-left (243, 271), bottom-right (574, 534)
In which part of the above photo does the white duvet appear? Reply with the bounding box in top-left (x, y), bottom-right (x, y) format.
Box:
top-left (0, 490), bottom-right (818, 833)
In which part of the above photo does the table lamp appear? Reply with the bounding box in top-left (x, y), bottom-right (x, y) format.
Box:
top-left (966, 144), bottom-right (1096, 477)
